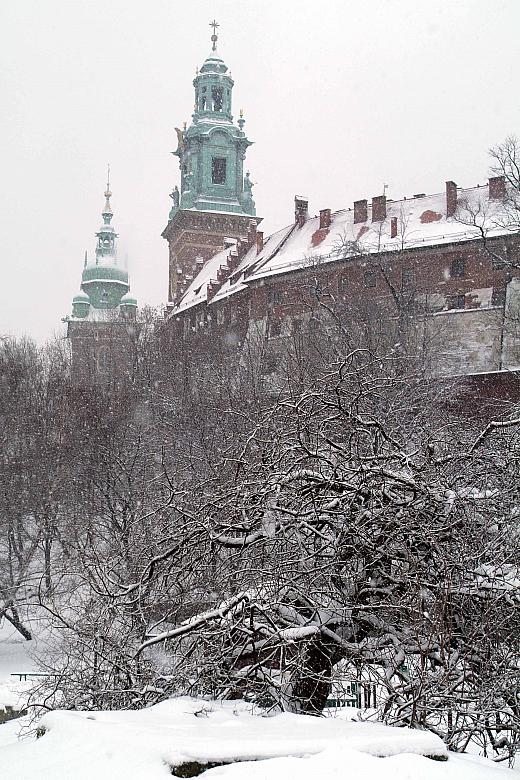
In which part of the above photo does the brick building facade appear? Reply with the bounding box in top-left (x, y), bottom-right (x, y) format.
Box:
top-left (161, 35), bottom-right (520, 380)
top-left (166, 179), bottom-right (520, 378)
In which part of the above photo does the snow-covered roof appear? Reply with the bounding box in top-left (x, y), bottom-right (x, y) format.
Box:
top-left (246, 187), bottom-right (514, 283)
top-left (174, 242), bottom-right (236, 315)
top-left (211, 225), bottom-right (294, 304)
top-left (171, 184), bottom-right (517, 317)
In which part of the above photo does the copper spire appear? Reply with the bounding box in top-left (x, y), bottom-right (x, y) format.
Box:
top-left (102, 164), bottom-right (113, 218)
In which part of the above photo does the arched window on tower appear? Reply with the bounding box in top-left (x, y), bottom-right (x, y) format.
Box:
top-left (212, 86), bottom-right (223, 111)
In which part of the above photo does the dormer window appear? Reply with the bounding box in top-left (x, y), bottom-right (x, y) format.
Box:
top-left (212, 157), bottom-right (227, 185)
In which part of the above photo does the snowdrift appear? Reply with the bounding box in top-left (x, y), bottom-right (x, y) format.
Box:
top-left (0, 697), bottom-right (516, 780)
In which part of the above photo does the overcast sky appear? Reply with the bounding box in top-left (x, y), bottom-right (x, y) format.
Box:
top-left (1, 0), bottom-right (519, 342)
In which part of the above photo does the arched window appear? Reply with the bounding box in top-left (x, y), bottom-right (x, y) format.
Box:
top-left (212, 86), bottom-right (223, 111)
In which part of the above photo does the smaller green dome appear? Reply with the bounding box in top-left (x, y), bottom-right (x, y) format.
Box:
top-left (120, 293), bottom-right (138, 307)
top-left (72, 290), bottom-right (90, 319)
top-left (199, 53), bottom-right (229, 75)
top-left (73, 291), bottom-right (90, 304)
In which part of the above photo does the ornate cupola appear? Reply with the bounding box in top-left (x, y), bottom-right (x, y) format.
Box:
top-left (79, 174), bottom-right (130, 310)
top-left (171, 21), bottom-right (256, 217)
top-left (65, 170), bottom-right (138, 320)
top-left (65, 171), bottom-right (139, 383)
top-left (163, 22), bottom-right (261, 304)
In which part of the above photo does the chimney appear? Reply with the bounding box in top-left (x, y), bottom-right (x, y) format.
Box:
top-left (319, 208), bottom-right (331, 229)
top-left (372, 195), bottom-right (386, 222)
top-left (354, 199), bottom-right (368, 224)
top-left (217, 266), bottom-right (230, 283)
top-left (227, 250), bottom-right (239, 271)
top-left (489, 175), bottom-right (506, 200)
top-left (295, 196), bottom-right (309, 228)
top-left (247, 220), bottom-right (257, 246)
top-left (390, 216), bottom-right (398, 238)
top-left (256, 231), bottom-right (264, 253)
top-left (446, 180), bottom-right (457, 218)
top-left (236, 239), bottom-right (248, 261)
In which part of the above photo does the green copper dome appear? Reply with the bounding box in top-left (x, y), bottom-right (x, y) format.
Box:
top-left (68, 176), bottom-right (137, 319)
top-left (81, 183), bottom-right (129, 309)
top-left (82, 264), bottom-right (129, 285)
top-left (73, 290), bottom-right (90, 303)
top-left (120, 293), bottom-right (138, 306)
top-left (199, 52), bottom-right (228, 75)
top-left (72, 290), bottom-right (90, 319)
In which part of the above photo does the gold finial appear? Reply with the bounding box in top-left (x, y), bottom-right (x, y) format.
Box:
top-left (103, 163), bottom-right (112, 216)
top-left (183, 121), bottom-right (187, 131)
top-left (105, 163), bottom-right (111, 198)
top-left (210, 19), bottom-right (219, 51)
top-left (240, 108), bottom-right (243, 118)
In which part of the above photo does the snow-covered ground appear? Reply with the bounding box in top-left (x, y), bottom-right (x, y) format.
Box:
top-left (0, 696), bottom-right (516, 780)
top-left (0, 617), bottom-right (37, 712)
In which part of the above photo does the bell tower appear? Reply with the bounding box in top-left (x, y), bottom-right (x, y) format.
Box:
top-left (162, 22), bottom-right (260, 305)
top-left (64, 172), bottom-right (139, 384)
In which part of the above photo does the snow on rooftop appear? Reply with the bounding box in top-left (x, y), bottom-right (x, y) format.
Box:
top-left (172, 185), bottom-right (516, 317)
top-left (247, 186), bottom-right (512, 283)
top-left (210, 225), bottom-right (294, 305)
top-left (173, 243), bottom-right (236, 315)
top-left (0, 696), bottom-right (516, 780)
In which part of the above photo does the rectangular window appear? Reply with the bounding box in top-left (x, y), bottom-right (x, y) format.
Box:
top-left (363, 269), bottom-right (376, 288)
top-left (446, 294), bottom-right (466, 310)
top-left (268, 288), bottom-right (283, 305)
top-left (339, 273), bottom-right (348, 293)
top-left (450, 256), bottom-right (465, 278)
top-left (492, 254), bottom-right (507, 270)
top-left (212, 157), bottom-right (227, 185)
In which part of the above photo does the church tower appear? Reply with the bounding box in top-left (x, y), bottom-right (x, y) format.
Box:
top-left (162, 22), bottom-right (260, 305)
top-left (65, 174), bottom-right (138, 382)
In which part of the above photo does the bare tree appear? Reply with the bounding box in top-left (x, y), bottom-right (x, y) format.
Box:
top-left (25, 323), bottom-right (519, 763)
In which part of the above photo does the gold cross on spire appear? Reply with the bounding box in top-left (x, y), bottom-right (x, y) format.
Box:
top-left (105, 163), bottom-right (111, 197)
top-left (209, 19), bottom-right (219, 51)
top-left (103, 163), bottom-right (112, 216)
